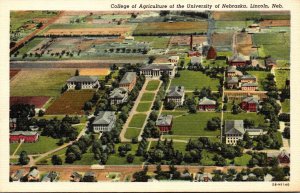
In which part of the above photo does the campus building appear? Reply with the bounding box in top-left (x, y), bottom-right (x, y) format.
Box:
top-left (109, 87), bottom-right (128, 105)
top-left (10, 131), bottom-right (39, 143)
top-left (240, 96), bottom-right (259, 112)
top-left (119, 72), bottom-right (137, 91)
top-left (166, 86), bottom-right (185, 106)
top-left (156, 115), bottom-right (173, 133)
top-left (66, 76), bottom-right (99, 90)
top-left (140, 63), bottom-right (176, 78)
top-left (198, 97), bottom-right (216, 111)
top-left (92, 111), bottom-right (116, 133)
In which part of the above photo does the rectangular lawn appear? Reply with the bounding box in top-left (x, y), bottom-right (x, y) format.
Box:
top-left (172, 112), bottom-right (221, 136)
top-left (128, 114), bottom-right (147, 128)
top-left (281, 99), bottom-right (290, 113)
top-left (140, 93), bottom-right (155, 102)
top-left (234, 154), bottom-right (252, 166)
top-left (275, 69), bottom-right (290, 90)
top-left (223, 112), bottom-right (266, 126)
top-left (136, 102), bottom-right (152, 112)
top-left (125, 127), bottom-right (141, 139)
top-left (171, 70), bottom-right (219, 91)
top-left (146, 80), bottom-right (160, 91)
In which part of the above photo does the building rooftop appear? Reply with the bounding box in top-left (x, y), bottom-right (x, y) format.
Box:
top-left (156, 115), bottom-right (173, 126)
top-left (242, 82), bottom-right (258, 87)
top-left (92, 111), bottom-right (116, 125)
top-left (241, 74), bottom-right (256, 80)
top-left (225, 120), bottom-right (245, 135)
top-left (119, 72), bottom-right (136, 85)
top-left (167, 86), bottom-right (185, 97)
top-left (67, 76), bottom-right (98, 82)
top-left (229, 53), bottom-right (250, 62)
top-left (10, 131), bottom-right (38, 136)
top-left (226, 77), bottom-right (239, 84)
top-left (198, 97), bottom-right (216, 105)
top-left (191, 56), bottom-right (201, 64)
top-left (242, 96), bottom-right (259, 104)
top-left (109, 87), bottom-right (128, 99)
top-left (140, 63), bottom-right (174, 70)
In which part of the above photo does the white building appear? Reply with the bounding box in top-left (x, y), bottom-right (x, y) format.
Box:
top-left (66, 76), bottom-right (99, 90)
top-left (166, 86), bottom-right (185, 106)
top-left (140, 63), bottom-right (176, 78)
top-left (92, 111), bottom-right (116, 133)
top-left (109, 87), bottom-right (128, 105)
top-left (225, 120), bottom-right (245, 145)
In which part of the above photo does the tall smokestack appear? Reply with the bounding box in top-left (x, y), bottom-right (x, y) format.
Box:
top-left (190, 35), bottom-right (193, 51)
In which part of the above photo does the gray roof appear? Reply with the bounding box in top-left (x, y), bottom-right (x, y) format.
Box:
top-left (11, 170), bottom-right (25, 180)
top-left (191, 56), bottom-right (201, 64)
top-left (226, 77), bottom-right (239, 84)
top-left (242, 96), bottom-right (259, 104)
top-left (140, 63), bottom-right (174, 70)
top-left (265, 57), bottom-right (276, 65)
top-left (241, 74), bottom-right (256, 80)
top-left (225, 120), bottom-right (245, 135)
top-left (119, 72), bottom-right (136, 84)
top-left (156, 115), bottom-right (173, 126)
top-left (93, 111), bottom-right (116, 125)
top-left (109, 87), bottom-right (128, 99)
top-left (10, 131), bottom-right (38, 136)
top-left (229, 54), bottom-right (250, 62)
top-left (199, 97), bottom-right (216, 105)
top-left (42, 171), bottom-right (58, 182)
top-left (167, 86), bottom-right (184, 97)
top-left (67, 76), bottom-right (98, 83)
top-left (28, 169), bottom-right (39, 177)
top-left (227, 66), bottom-right (243, 76)
top-left (242, 82), bottom-right (258, 87)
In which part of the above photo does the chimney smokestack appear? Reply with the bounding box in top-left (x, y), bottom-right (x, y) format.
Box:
top-left (190, 35), bottom-right (193, 51)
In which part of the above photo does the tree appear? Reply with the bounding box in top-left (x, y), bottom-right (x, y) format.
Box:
top-left (244, 119), bottom-right (255, 128)
top-left (148, 56), bottom-right (156, 64)
top-left (282, 127), bottom-right (290, 139)
top-left (19, 151), bottom-right (30, 165)
top-left (189, 105), bottom-right (197, 114)
top-left (165, 101), bottom-right (176, 110)
top-left (127, 154), bottom-right (135, 163)
top-left (65, 152), bottom-right (76, 163)
top-left (232, 104), bottom-right (241, 114)
top-left (75, 69), bottom-right (79, 76)
top-left (38, 109), bottom-right (45, 117)
top-left (83, 101), bottom-right (93, 111)
top-left (51, 155), bottom-right (62, 165)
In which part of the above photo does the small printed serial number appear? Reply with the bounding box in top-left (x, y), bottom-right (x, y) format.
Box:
top-left (272, 182), bottom-right (289, 186)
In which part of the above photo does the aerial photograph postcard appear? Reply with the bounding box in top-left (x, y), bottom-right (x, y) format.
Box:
top-left (9, 10), bottom-right (291, 183)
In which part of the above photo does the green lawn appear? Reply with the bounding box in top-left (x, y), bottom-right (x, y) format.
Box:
top-left (14, 38), bottom-right (45, 55)
top-left (201, 59), bottom-right (228, 67)
top-left (10, 69), bottom-right (75, 97)
top-left (223, 112), bottom-right (266, 126)
top-left (161, 111), bottom-right (188, 117)
top-left (125, 127), bottom-right (141, 139)
top-left (140, 93), bottom-right (155, 102)
top-left (172, 112), bottom-right (221, 136)
top-left (234, 154), bottom-right (252, 166)
top-left (275, 69), bottom-right (290, 90)
top-left (215, 20), bottom-right (254, 29)
top-left (134, 36), bottom-right (170, 49)
top-left (72, 153), bottom-right (99, 165)
top-left (247, 71), bottom-right (269, 90)
top-left (275, 131), bottom-right (283, 146)
top-left (36, 147), bottom-right (67, 165)
top-left (10, 143), bottom-right (20, 155)
top-left (12, 136), bottom-right (60, 155)
top-left (281, 99), bottom-right (290, 113)
top-left (146, 80), bottom-right (160, 91)
top-left (106, 143), bottom-right (143, 165)
top-left (171, 70), bottom-right (219, 91)
top-left (128, 114), bottom-right (147, 128)
top-left (276, 60), bottom-right (290, 68)
top-left (136, 102), bottom-right (152, 112)
top-left (200, 150), bottom-right (216, 166)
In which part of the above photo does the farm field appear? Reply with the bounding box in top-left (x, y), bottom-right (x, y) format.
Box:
top-left (140, 93), bottom-right (155, 102)
top-left (215, 21), bottom-right (254, 30)
top-left (171, 70), bottom-right (220, 91)
top-left (10, 136), bottom-right (60, 155)
top-left (134, 36), bottom-right (170, 49)
top-left (212, 11), bottom-right (290, 21)
top-left (10, 96), bottom-right (50, 108)
top-left (10, 69), bottom-right (21, 79)
top-left (281, 99), bottom-right (290, 113)
top-left (223, 112), bottom-right (266, 126)
top-left (133, 21), bottom-right (208, 35)
top-left (146, 80), bottom-right (160, 91)
top-left (247, 71), bottom-right (269, 90)
top-left (275, 69), bottom-right (290, 90)
top-left (170, 112), bottom-right (221, 136)
top-left (136, 102), bottom-right (152, 112)
top-left (10, 69), bottom-right (75, 97)
top-left (259, 20), bottom-right (290, 27)
top-left (79, 68), bottom-right (110, 76)
top-left (253, 33), bottom-right (290, 60)
top-left (128, 114), bottom-right (147, 128)
top-left (46, 90), bottom-right (94, 115)
top-left (211, 32), bottom-right (233, 52)
top-left (236, 33), bottom-right (257, 56)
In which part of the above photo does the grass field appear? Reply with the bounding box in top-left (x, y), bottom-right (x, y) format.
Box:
top-left (14, 38), bottom-right (45, 55)
top-left (133, 21), bottom-right (208, 35)
top-left (11, 136), bottom-right (60, 155)
top-left (276, 60), bottom-right (290, 68)
top-left (106, 143), bottom-right (143, 165)
top-left (46, 90), bottom-right (94, 115)
top-left (212, 11), bottom-right (290, 21)
top-left (171, 112), bottom-right (221, 136)
top-left (128, 114), bottom-right (147, 128)
top-left (72, 153), bottom-right (99, 165)
top-left (223, 112), bottom-right (266, 126)
top-left (134, 36), bottom-right (170, 49)
top-left (281, 99), bottom-right (290, 113)
top-left (36, 147), bottom-right (67, 165)
top-left (275, 69), bottom-right (290, 90)
top-left (136, 102), bottom-right (152, 112)
top-left (215, 21), bottom-right (254, 29)
top-left (247, 71), bottom-right (269, 90)
top-left (125, 127), bottom-right (141, 139)
top-left (171, 70), bottom-right (219, 91)
top-left (10, 69), bottom-right (75, 97)
top-left (146, 80), bottom-right (160, 91)
top-left (234, 154), bottom-right (252, 166)
top-left (201, 59), bottom-right (228, 67)
top-left (140, 93), bottom-right (155, 102)
top-left (253, 33), bottom-right (290, 60)
top-left (200, 150), bottom-right (216, 166)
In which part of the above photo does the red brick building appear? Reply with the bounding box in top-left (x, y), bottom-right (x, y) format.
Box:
top-left (206, 46), bottom-right (217, 60)
top-left (198, 97), bottom-right (216, 111)
top-left (156, 115), bottom-right (173, 133)
top-left (240, 96), bottom-right (259, 112)
top-left (228, 54), bottom-right (251, 67)
top-left (188, 51), bottom-right (201, 57)
top-left (119, 72), bottom-right (137, 91)
top-left (10, 131), bottom-right (39, 143)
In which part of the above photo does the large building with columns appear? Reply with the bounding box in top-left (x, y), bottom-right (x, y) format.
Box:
top-left (140, 63), bottom-right (176, 78)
